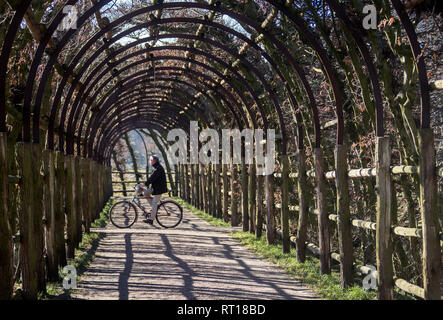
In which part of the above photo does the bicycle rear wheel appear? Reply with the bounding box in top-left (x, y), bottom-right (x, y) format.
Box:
top-left (110, 200), bottom-right (138, 228)
top-left (156, 200), bottom-right (183, 228)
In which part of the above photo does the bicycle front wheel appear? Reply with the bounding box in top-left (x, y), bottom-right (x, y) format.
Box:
top-left (110, 200), bottom-right (138, 228)
top-left (156, 200), bottom-right (183, 228)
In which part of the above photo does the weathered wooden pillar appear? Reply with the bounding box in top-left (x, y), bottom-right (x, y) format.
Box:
top-left (184, 164), bottom-right (190, 203)
top-left (88, 159), bottom-right (96, 223)
top-left (256, 172), bottom-right (264, 238)
top-left (207, 164), bottom-right (213, 215)
top-left (375, 137), bottom-right (393, 300)
top-left (335, 144), bottom-right (353, 287)
top-left (98, 163), bottom-right (104, 211)
top-left (42, 150), bottom-right (56, 281)
top-left (281, 154), bottom-right (290, 253)
top-left (81, 158), bottom-right (91, 234)
top-left (230, 163), bottom-right (239, 226)
top-left (0, 133), bottom-right (13, 299)
top-left (54, 152), bottom-right (67, 268)
top-left (195, 164), bottom-right (200, 208)
top-left (215, 163), bottom-right (222, 219)
top-left (199, 164), bottom-right (204, 210)
top-left (265, 172), bottom-right (276, 244)
top-left (190, 164), bottom-right (195, 206)
top-left (178, 164), bottom-right (183, 198)
top-left (222, 163), bottom-right (229, 222)
top-left (241, 157), bottom-right (249, 232)
top-left (212, 164), bottom-right (218, 216)
top-left (314, 147), bottom-right (330, 275)
top-left (174, 165), bottom-right (179, 197)
top-left (418, 129), bottom-right (441, 300)
top-left (16, 142), bottom-right (46, 299)
top-left (74, 156), bottom-right (83, 247)
top-left (65, 155), bottom-right (77, 259)
top-left (202, 165), bottom-right (208, 213)
top-left (248, 162), bottom-right (256, 234)
top-left (296, 148), bottom-right (309, 262)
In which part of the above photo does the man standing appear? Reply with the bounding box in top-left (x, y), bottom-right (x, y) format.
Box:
top-left (141, 155), bottom-right (168, 224)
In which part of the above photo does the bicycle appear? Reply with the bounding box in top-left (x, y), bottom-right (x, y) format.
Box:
top-left (109, 185), bottom-right (183, 229)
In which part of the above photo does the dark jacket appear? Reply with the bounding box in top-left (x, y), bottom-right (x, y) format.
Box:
top-left (145, 162), bottom-right (168, 195)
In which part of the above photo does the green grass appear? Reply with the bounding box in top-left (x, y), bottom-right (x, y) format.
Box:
top-left (173, 197), bottom-right (231, 227)
top-left (41, 198), bottom-right (115, 299)
top-left (232, 231), bottom-right (377, 300)
top-left (175, 198), bottom-right (380, 300)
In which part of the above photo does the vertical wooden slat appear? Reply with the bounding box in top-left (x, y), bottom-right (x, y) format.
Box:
top-left (207, 164), bottom-right (213, 215)
top-left (74, 156), bottom-right (82, 247)
top-left (231, 162), bottom-right (239, 226)
top-left (16, 142), bottom-right (45, 299)
top-left (190, 163), bottom-right (195, 206)
top-left (0, 133), bottom-right (13, 299)
top-left (42, 149), bottom-right (56, 281)
top-left (266, 173), bottom-right (276, 244)
top-left (335, 144), bottom-right (353, 287)
top-left (281, 154), bottom-right (290, 253)
top-left (241, 157), bottom-right (249, 232)
top-left (419, 129), bottom-right (441, 300)
top-left (248, 162), bottom-right (256, 234)
top-left (375, 136), bottom-right (393, 300)
top-left (184, 164), bottom-right (190, 203)
top-left (296, 148), bottom-right (308, 262)
top-left (256, 172), bottom-right (264, 238)
top-left (81, 158), bottom-right (90, 234)
top-left (314, 147), bottom-right (330, 275)
top-left (222, 163), bottom-right (229, 222)
top-left (65, 155), bottom-right (76, 259)
top-left (215, 163), bottom-right (222, 219)
top-left (54, 151), bottom-right (66, 268)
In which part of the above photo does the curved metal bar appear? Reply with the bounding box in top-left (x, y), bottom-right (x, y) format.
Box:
top-left (390, 0), bottom-right (431, 129)
top-left (95, 111), bottom-right (186, 159)
top-left (28, 2), bottom-right (314, 156)
top-left (324, 0), bottom-right (384, 136)
top-left (0, 0), bottom-right (32, 132)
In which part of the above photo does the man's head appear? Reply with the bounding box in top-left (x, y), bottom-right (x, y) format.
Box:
top-left (150, 155), bottom-right (160, 166)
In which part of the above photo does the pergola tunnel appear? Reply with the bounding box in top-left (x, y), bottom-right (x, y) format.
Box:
top-left (0, 0), bottom-right (441, 300)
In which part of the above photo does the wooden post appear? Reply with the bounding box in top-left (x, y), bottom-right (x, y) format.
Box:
top-left (202, 165), bottom-right (208, 213)
top-left (248, 162), bottom-right (256, 234)
top-left (256, 172), bottom-right (264, 238)
top-left (81, 158), bottom-right (91, 234)
top-left (54, 152), bottom-right (67, 268)
top-left (296, 148), bottom-right (308, 262)
top-left (184, 164), bottom-right (190, 203)
top-left (199, 164), bottom-right (204, 210)
top-left (42, 150), bottom-right (56, 281)
top-left (241, 157), bottom-right (249, 232)
top-left (74, 157), bottom-right (82, 247)
top-left (335, 144), bottom-right (353, 287)
top-left (375, 137), bottom-right (393, 300)
top-left (222, 163), bottom-right (229, 222)
top-left (65, 155), bottom-right (77, 259)
top-left (231, 162), bottom-right (239, 226)
top-left (190, 164), bottom-right (195, 206)
top-left (418, 129), bottom-right (441, 300)
top-left (16, 142), bottom-right (46, 299)
top-left (195, 164), bottom-right (200, 208)
top-left (88, 159), bottom-right (96, 223)
top-left (207, 164), bottom-right (213, 215)
top-left (0, 133), bottom-right (13, 299)
top-left (314, 147), bottom-right (330, 275)
top-left (215, 163), bottom-right (222, 219)
top-left (266, 173), bottom-right (276, 244)
top-left (281, 154), bottom-right (290, 253)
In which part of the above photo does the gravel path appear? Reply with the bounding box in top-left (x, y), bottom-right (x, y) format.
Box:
top-left (72, 199), bottom-right (319, 300)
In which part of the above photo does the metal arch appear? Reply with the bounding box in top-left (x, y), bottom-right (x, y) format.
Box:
top-left (65, 18), bottom-right (307, 139)
top-left (324, 0), bottom-right (384, 136)
top-left (68, 78), bottom-right (218, 155)
top-left (93, 110), bottom-right (186, 160)
top-left (102, 120), bottom-right (172, 164)
top-left (390, 0), bottom-right (431, 129)
top-left (99, 115), bottom-right (184, 161)
top-left (25, 2), bottom-right (296, 155)
top-left (83, 73), bottom-right (243, 157)
top-left (0, 0), bottom-right (32, 132)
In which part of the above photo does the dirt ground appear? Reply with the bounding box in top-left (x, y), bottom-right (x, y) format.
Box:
top-left (72, 199), bottom-right (319, 300)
